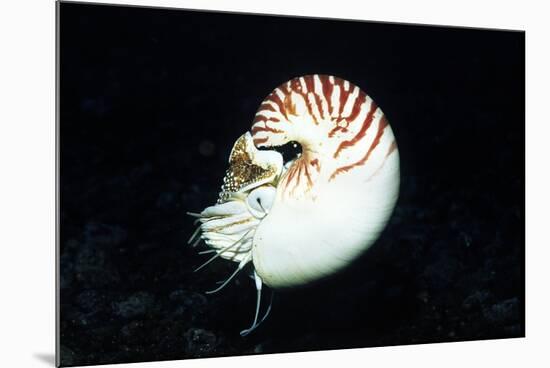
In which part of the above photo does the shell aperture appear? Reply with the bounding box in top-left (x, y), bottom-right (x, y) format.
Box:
top-left (189, 74), bottom-right (400, 335)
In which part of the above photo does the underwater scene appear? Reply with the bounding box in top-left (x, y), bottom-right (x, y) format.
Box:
top-left (58, 2), bottom-right (525, 366)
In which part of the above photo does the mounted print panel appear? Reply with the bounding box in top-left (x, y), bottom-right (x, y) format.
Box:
top-left (57, 1), bottom-right (525, 366)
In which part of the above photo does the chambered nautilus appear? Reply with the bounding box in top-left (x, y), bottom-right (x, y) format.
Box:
top-left (188, 74), bottom-right (400, 336)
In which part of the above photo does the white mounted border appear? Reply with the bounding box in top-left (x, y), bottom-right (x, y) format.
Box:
top-left (0, 1), bottom-right (548, 368)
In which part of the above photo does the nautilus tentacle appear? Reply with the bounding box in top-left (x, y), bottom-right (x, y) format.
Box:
top-left (188, 74), bottom-right (399, 334)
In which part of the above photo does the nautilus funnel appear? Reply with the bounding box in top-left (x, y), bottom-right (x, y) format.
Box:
top-left (189, 74), bottom-right (399, 334)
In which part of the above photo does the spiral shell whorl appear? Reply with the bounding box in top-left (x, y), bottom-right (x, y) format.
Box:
top-left (250, 75), bottom-right (400, 288)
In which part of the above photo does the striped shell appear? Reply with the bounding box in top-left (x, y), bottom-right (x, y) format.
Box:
top-left (190, 75), bottom-right (399, 335)
top-left (250, 75), bottom-right (399, 285)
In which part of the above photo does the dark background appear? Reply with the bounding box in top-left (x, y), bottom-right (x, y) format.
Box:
top-left (59, 2), bottom-right (525, 366)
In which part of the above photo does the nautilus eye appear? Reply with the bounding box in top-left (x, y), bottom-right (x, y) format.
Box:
top-left (259, 140), bottom-right (302, 168)
top-left (188, 74), bottom-right (400, 336)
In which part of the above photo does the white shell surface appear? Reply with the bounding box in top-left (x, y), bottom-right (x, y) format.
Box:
top-left (250, 75), bottom-right (400, 288)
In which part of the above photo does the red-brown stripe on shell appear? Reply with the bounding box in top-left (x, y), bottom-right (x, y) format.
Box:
top-left (251, 74), bottom-right (397, 200)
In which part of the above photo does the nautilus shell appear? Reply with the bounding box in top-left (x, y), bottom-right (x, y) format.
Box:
top-left (188, 74), bottom-right (399, 335)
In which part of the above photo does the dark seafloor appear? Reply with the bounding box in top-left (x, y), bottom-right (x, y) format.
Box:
top-left (58, 3), bottom-right (525, 366)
